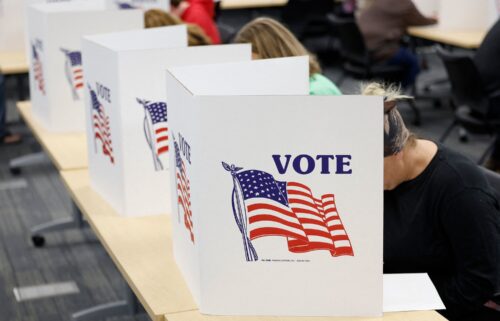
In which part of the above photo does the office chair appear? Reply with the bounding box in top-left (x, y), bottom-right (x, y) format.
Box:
top-left (282, 0), bottom-right (335, 42)
top-left (438, 47), bottom-right (500, 164)
top-left (328, 15), bottom-right (421, 125)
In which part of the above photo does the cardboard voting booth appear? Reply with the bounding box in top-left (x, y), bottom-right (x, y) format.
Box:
top-left (439, 0), bottom-right (498, 30)
top-left (106, 0), bottom-right (169, 10)
top-left (413, 0), bottom-right (439, 17)
top-left (82, 26), bottom-right (251, 217)
top-left (26, 2), bottom-right (143, 133)
top-left (166, 57), bottom-right (384, 316)
top-left (0, 0), bottom-right (28, 51)
top-left (0, 0), bottom-right (82, 51)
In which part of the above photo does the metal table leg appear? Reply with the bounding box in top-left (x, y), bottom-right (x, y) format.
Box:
top-left (9, 152), bottom-right (50, 175)
top-left (31, 202), bottom-right (88, 247)
top-left (71, 285), bottom-right (140, 321)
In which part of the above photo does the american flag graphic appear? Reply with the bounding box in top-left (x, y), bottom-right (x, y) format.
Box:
top-left (89, 85), bottom-right (114, 164)
top-left (116, 1), bottom-right (137, 9)
top-left (137, 99), bottom-right (168, 171)
top-left (32, 43), bottom-right (45, 95)
top-left (61, 49), bottom-right (83, 99)
top-left (174, 138), bottom-right (194, 242)
top-left (224, 164), bottom-right (354, 261)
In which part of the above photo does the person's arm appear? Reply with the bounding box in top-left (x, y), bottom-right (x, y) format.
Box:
top-left (433, 188), bottom-right (500, 317)
top-left (402, 0), bottom-right (437, 26)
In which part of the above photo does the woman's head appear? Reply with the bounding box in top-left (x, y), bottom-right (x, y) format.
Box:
top-left (144, 9), bottom-right (183, 28)
top-left (362, 83), bottom-right (417, 190)
top-left (234, 17), bottom-right (321, 76)
top-left (144, 9), bottom-right (212, 46)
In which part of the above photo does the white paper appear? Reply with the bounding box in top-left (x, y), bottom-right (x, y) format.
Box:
top-left (383, 273), bottom-right (445, 312)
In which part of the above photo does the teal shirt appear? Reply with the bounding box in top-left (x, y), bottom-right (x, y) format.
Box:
top-left (309, 73), bottom-right (342, 96)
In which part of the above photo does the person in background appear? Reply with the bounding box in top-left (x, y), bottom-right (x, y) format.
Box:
top-left (475, 20), bottom-right (500, 172)
top-left (356, 0), bottom-right (437, 87)
top-left (0, 76), bottom-right (21, 145)
top-left (363, 83), bottom-right (500, 321)
top-left (170, 0), bottom-right (221, 44)
top-left (144, 9), bottom-right (212, 46)
top-left (234, 17), bottom-right (342, 96)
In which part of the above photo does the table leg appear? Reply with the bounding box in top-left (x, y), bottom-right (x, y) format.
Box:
top-left (70, 285), bottom-right (140, 321)
top-left (9, 151), bottom-right (50, 175)
top-left (30, 202), bottom-right (88, 247)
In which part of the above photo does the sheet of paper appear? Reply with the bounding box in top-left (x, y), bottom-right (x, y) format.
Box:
top-left (383, 273), bottom-right (445, 312)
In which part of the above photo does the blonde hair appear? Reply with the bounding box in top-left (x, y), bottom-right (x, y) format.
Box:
top-left (234, 17), bottom-right (321, 76)
top-left (144, 9), bottom-right (212, 46)
top-left (361, 83), bottom-right (412, 103)
top-left (361, 83), bottom-right (416, 154)
top-left (145, 9), bottom-right (183, 27)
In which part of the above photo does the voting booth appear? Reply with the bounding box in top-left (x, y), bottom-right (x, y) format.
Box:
top-left (26, 2), bottom-right (142, 133)
top-left (166, 57), bottom-right (384, 316)
top-left (439, 0), bottom-right (498, 30)
top-left (82, 26), bottom-right (251, 217)
top-left (106, 0), bottom-right (169, 10)
top-left (413, 0), bottom-right (439, 17)
top-left (0, 0), bottom-right (28, 50)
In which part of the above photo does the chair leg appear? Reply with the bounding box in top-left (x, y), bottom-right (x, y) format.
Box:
top-left (440, 120), bottom-right (457, 142)
top-left (478, 136), bottom-right (497, 165)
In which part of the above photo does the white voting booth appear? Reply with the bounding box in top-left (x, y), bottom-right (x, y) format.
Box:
top-left (82, 26), bottom-right (251, 217)
top-left (0, 0), bottom-right (29, 51)
top-left (166, 57), bottom-right (384, 316)
top-left (105, 0), bottom-right (169, 10)
top-left (413, 0), bottom-right (439, 17)
top-left (439, 0), bottom-right (498, 30)
top-left (0, 0), bottom-right (82, 51)
top-left (26, 2), bottom-right (143, 133)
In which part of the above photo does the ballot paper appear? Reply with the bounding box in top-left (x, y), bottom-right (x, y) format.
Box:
top-left (383, 273), bottom-right (445, 312)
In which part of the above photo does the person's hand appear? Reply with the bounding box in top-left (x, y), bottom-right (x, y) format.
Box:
top-left (484, 300), bottom-right (500, 311)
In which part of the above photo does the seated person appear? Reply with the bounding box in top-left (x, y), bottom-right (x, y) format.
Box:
top-left (362, 83), bottom-right (499, 321)
top-left (144, 9), bottom-right (212, 46)
top-left (356, 0), bottom-right (437, 87)
top-left (0, 75), bottom-right (21, 145)
top-left (234, 18), bottom-right (342, 96)
top-left (170, 0), bottom-right (221, 44)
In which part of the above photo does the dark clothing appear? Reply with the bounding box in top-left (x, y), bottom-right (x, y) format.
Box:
top-left (385, 47), bottom-right (420, 87)
top-left (475, 20), bottom-right (500, 163)
top-left (475, 19), bottom-right (500, 95)
top-left (384, 145), bottom-right (500, 321)
top-left (357, 0), bottom-right (436, 60)
top-left (0, 75), bottom-right (7, 138)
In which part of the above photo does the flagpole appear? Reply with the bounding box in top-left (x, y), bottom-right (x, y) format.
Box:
top-left (173, 134), bottom-right (182, 224)
top-left (88, 84), bottom-right (97, 154)
top-left (224, 162), bottom-right (258, 262)
top-left (138, 99), bottom-right (163, 171)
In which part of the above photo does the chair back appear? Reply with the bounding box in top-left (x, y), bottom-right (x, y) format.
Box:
top-left (437, 47), bottom-right (488, 116)
top-left (282, 0), bottom-right (334, 38)
top-left (328, 15), bottom-right (367, 63)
